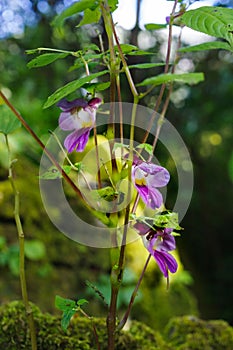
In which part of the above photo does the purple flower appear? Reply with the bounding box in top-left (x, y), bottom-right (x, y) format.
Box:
top-left (57, 97), bottom-right (102, 153)
top-left (145, 229), bottom-right (178, 277)
top-left (134, 222), bottom-right (178, 277)
top-left (132, 161), bottom-right (170, 209)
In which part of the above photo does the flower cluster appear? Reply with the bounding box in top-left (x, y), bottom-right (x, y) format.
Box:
top-left (58, 97), bottom-right (102, 153)
top-left (57, 98), bottom-right (177, 277)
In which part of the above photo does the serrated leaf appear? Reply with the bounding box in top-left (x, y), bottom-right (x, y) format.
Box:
top-left (181, 6), bottom-right (233, 45)
top-left (179, 41), bottom-right (232, 52)
top-left (27, 53), bottom-right (68, 69)
top-left (0, 105), bottom-right (21, 134)
top-left (128, 63), bottom-right (165, 69)
top-left (43, 70), bottom-right (108, 108)
top-left (24, 240), bottom-right (46, 260)
top-left (77, 7), bottom-right (101, 27)
top-left (145, 23), bottom-right (167, 30)
top-left (55, 295), bottom-right (76, 312)
top-left (52, 0), bottom-right (99, 28)
top-left (137, 72), bottom-right (204, 87)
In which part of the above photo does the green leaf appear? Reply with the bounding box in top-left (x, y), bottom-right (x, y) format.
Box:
top-left (179, 41), bottom-right (232, 53)
top-left (114, 44), bottom-right (138, 54)
top-left (27, 53), bottom-right (68, 69)
top-left (137, 72), bottom-right (205, 87)
top-left (181, 6), bottom-right (233, 45)
top-left (55, 295), bottom-right (76, 312)
top-left (128, 63), bottom-right (165, 69)
top-left (77, 7), bottom-right (101, 27)
top-left (77, 298), bottom-right (88, 306)
top-left (145, 23), bottom-right (167, 30)
top-left (39, 165), bottom-right (71, 179)
top-left (24, 240), bottom-right (46, 261)
top-left (108, 0), bottom-right (118, 11)
top-left (82, 81), bottom-right (110, 93)
top-left (112, 142), bottom-right (129, 153)
top-left (136, 143), bottom-right (153, 155)
top-left (52, 0), bottom-right (99, 28)
top-left (43, 70), bottom-right (108, 108)
top-left (0, 104), bottom-right (21, 135)
top-left (61, 309), bottom-right (77, 331)
top-left (153, 211), bottom-right (182, 231)
top-left (127, 50), bottom-right (155, 56)
top-left (91, 186), bottom-right (118, 202)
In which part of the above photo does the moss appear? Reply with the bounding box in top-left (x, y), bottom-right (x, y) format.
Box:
top-left (0, 301), bottom-right (167, 350)
top-left (164, 315), bottom-right (233, 350)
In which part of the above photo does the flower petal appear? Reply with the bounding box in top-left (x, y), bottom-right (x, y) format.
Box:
top-left (57, 98), bottom-right (88, 111)
top-left (59, 112), bottom-right (77, 131)
top-left (134, 222), bottom-right (151, 235)
top-left (151, 250), bottom-right (178, 277)
top-left (64, 128), bottom-right (91, 153)
top-left (135, 184), bottom-right (163, 209)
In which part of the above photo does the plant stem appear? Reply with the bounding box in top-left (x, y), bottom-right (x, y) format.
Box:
top-left (117, 253), bottom-right (151, 331)
top-left (4, 134), bottom-right (37, 350)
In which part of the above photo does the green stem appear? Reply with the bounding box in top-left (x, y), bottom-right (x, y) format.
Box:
top-left (4, 134), bottom-right (37, 350)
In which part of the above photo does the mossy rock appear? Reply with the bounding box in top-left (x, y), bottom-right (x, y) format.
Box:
top-left (164, 315), bottom-right (233, 349)
top-left (0, 300), bottom-right (167, 350)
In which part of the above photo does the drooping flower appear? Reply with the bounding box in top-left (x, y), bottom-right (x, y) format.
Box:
top-left (134, 222), bottom-right (178, 278)
top-left (132, 160), bottom-right (170, 209)
top-left (57, 97), bottom-right (102, 153)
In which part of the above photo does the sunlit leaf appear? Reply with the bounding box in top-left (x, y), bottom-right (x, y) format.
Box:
top-left (27, 53), bottom-right (68, 68)
top-left (181, 6), bottom-right (233, 45)
top-left (0, 104), bottom-right (21, 134)
top-left (108, 0), bottom-right (118, 11)
top-left (137, 72), bottom-right (205, 87)
top-left (52, 0), bottom-right (99, 28)
top-left (145, 23), bottom-right (167, 30)
top-left (136, 143), bottom-right (153, 155)
top-left (77, 7), bottom-right (101, 27)
top-left (179, 41), bottom-right (232, 52)
top-left (43, 70), bottom-right (108, 108)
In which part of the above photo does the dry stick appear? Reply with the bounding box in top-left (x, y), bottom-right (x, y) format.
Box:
top-left (5, 134), bottom-right (37, 350)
